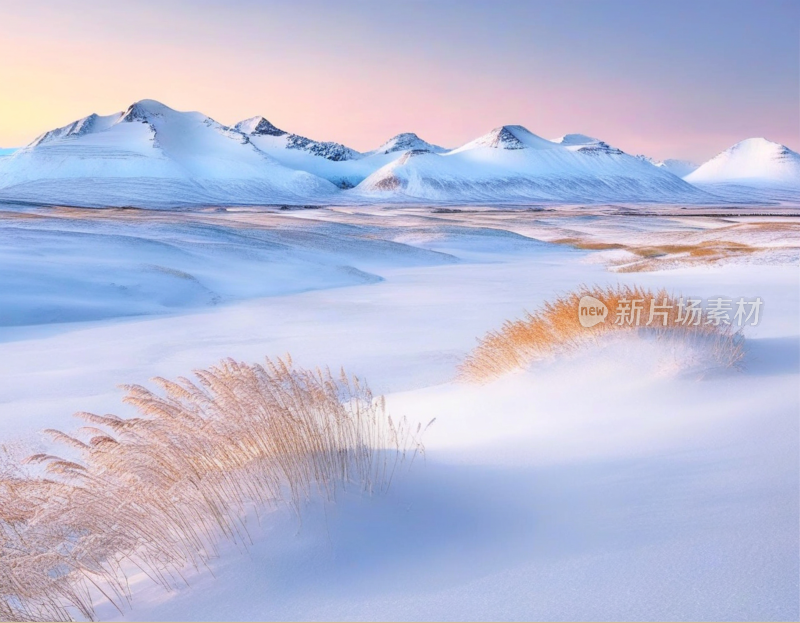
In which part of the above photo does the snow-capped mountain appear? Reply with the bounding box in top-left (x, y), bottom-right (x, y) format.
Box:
top-left (233, 116), bottom-right (376, 189)
top-left (368, 133), bottom-right (447, 155)
top-left (234, 122), bottom-right (447, 189)
top-left (551, 134), bottom-right (623, 155)
top-left (0, 100), bottom-right (337, 207)
top-left (683, 138), bottom-right (800, 202)
top-left (635, 155), bottom-right (698, 178)
top-left (561, 141), bottom-right (698, 177)
top-left (357, 125), bottom-right (710, 203)
top-left (660, 159), bottom-right (698, 177)
top-left (1, 100), bottom-right (795, 207)
top-left (686, 138), bottom-right (800, 188)
top-left (233, 116), bottom-right (359, 162)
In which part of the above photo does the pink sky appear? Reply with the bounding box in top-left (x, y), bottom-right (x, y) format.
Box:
top-left (1, 1), bottom-right (797, 162)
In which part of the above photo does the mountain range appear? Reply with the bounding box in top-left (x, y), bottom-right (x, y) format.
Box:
top-left (0, 99), bottom-right (796, 207)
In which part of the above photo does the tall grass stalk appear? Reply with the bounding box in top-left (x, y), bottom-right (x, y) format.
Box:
top-left (460, 285), bottom-right (744, 382)
top-left (1, 356), bottom-right (423, 621)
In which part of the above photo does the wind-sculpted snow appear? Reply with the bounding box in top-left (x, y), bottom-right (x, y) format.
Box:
top-left (0, 207), bottom-right (797, 621)
top-left (0, 210), bottom-right (457, 326)
top-left (0, 100), bottom-right (798, 207)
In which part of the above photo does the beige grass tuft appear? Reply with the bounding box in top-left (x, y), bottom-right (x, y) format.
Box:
top-left (459, 285), bottom-right (744, 382)
top-left (1, 356), bottom-right (424, 621)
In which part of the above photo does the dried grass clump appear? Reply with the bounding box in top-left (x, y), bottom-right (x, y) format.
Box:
top-left (1, 356), bottom-right (424, 622)
top-left (460, 285), bottom-right (744, 382)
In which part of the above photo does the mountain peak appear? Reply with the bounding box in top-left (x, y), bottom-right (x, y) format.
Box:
top-left (453, 125), bottom-right (558, 153)
top-left (236, 118), bottom-right (360, 162)
top-left (552, 133), bottom-right (599, 146)
top-left (234, 116), bottom-right (287, 137)
top-left (488, 126), bottom-right (528, 149)
top-left (636, 155), bottom-right (698, 178)
top-left (726, 137), bottom-right (788, 155)
top-left (27, 111), bottom-right (124, 148)
top-left (374, 132), bottom-right (446, 155)
top-left (552, 134), bottom-right (623, 155)
top-left (686, 137), bottom-right (800, 187)
top-left (121, 99), bottom-right (176, 122)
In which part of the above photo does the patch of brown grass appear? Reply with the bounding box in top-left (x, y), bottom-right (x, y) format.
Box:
top-left (0, 356), bottom-right (424, 621)
top-left (551, 237), bottom-right (625, 251)
top-left (630, 241), bottom-right (757, 259)
top-left (459, 285), bottom-right (743, 382)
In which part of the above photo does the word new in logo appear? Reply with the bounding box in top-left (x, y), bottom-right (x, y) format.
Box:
top-left (578, 296), bottom-right (608, 327)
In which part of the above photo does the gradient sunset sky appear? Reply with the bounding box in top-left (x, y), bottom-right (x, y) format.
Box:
top-left (1, 0), bottom-right (797, 162)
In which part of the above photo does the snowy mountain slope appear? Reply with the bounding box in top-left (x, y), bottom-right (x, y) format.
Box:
top-left (235, 116), bottom-right (382, 189)
top-left (2, 100), bottom-right (795, 207)
top-left (367, 132), bottom-right (447, 155)
top-left (661, 159), bottom-right (698, 178)
top-left (0, 100), bottom-right (338, 207)
top-left (551, 133), bottom-right (624, 155)
top-left (686, 138), bottom-right (800, 188)
top-left (683, 138), bottom-right (800, 203)
top-left (356, 125), bottom-right (713, 203)
top-left (233, 116), bottom-right (360, 162)
top-left (636, 155), bottom-right (698, 178)
top-left (558, 138), bottom-right (699, 177)
top-left (234, 120), bottom-right (443, 189)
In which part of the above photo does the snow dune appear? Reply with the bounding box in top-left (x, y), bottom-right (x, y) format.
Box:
top-left (0, 207), bottom-right (796, 620)
top-left (0, 208), bottom-right (456, 326)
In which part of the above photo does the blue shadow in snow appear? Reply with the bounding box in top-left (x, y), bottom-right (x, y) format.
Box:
top-left (743, 336), bottom-right (800, 377)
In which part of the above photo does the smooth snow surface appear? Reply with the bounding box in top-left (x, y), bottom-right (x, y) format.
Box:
top-left (0, 205), bottom-right (797, 621)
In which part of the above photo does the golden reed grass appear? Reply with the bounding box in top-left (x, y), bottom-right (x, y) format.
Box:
top-left (460, 285), bottom-right (744, 382)
top-left (1, 356), bottom-right (425, 622)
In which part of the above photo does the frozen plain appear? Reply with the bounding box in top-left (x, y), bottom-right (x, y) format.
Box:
top-left (0, 204), bottom-right (797, 621)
